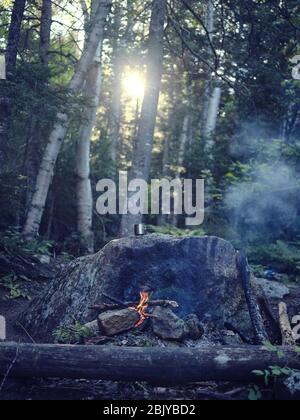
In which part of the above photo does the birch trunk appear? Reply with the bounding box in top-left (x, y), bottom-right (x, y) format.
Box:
top-left (201, 0), bottom-right (222, 151)
top-left (201, 0), bottom-right (214, 134)
top-left (76, 41), bottom-right (103, 255)
top-left (204, 85), bottom-right (222, 149)
top-left (23, 0), bottom-right (112, 238)
top-left (120, 0), bottom-right (167, 237)
top-left (0, 0), bottom-right (27, 171)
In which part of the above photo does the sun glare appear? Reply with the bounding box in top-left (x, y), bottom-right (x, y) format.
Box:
top-left (122, 71), bottom-right (145, 100)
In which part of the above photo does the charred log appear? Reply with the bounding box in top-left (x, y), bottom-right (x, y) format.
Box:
top-left (237, 251), bottom-right (269, 345)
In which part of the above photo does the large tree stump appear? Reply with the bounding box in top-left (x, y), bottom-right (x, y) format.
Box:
top-left (21, 235), bottom-right (257, 341)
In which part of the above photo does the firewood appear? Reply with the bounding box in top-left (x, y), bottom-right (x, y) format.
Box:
top-left (278, 302), bottom-right (296, 346)
top-left (0, 342), bottom-right (299, 384)
top-left (98, 308), bottom-right (140, 336)
top-left (237, 251), bottom-right (269, 345)
top-left (90, 299), bottom-right (179, 313)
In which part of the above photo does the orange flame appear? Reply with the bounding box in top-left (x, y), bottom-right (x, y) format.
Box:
top-left (132, 291), bottom-right (150, 328)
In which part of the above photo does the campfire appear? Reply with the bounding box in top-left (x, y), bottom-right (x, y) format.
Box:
top-left (131, 291), bottom-right (150, 328)
top-left (89, 290), bottom-right (188, 340)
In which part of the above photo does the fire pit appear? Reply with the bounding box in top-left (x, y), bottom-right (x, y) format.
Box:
top-left (21, 234), bottom-right (258, 343)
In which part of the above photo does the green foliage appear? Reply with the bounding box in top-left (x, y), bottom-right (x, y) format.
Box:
top-left (147, 225), bottom-right (206, 237)
top-left (53, 321), bottom-right (94, 344)
top-left (0, 228), bottom-right (54, 256)
top-left (252, 343), bottom-right (300, 395)
top-left (247, 241), bottom-right (300, 280)
top-left (248, 385), bottom-right (262, 401)
top-left (253, 366), bottom-right (298, 387)
top-left (0, 274), bottom-right (31, 300)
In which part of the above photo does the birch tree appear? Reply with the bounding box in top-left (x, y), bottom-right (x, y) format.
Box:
top-left (202, 0), bottom-right (222, 154)
top-left (76, 1), bottom-right (106, 254)
top-left (23, 0), bottom-right (112, 239)
top-left (120, 0), bottom-right (167, 236)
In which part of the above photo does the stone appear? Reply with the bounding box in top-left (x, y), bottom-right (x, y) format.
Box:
top-left (151, 307), bottom-right (186, 341)
top-left (21, 234), bottom-right (254, 341)
top-left (98, 309), bottom-right (140, 336)
top-left (220, 330), bottom-right (243, 346)
top-left (84, 320), bottom-right (99, 336)
top-left (184, 314), bottom-right (204, 340)
top-left (252, 278), bottom-right (290, 300)
top-left (275, 372), bottom-right (300, 400)
top-left (284, 372), bottom-right (300, 399)
top-left (85, 336), bottom-right (113, 345)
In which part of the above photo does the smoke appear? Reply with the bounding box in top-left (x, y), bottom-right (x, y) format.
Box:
top-left (225, 129), bottom-right (300, 243)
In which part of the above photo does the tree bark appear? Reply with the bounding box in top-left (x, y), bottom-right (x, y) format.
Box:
top-left (120, 0), bottom-right (167, 236)
top-left (76, 41), bottom-right (103, 254)
top-left (23, 0), bottom-right (112, 239)
top-left (237, 251), bottom-right (269, 345)
top-left (0, 0), bottom-right (27, 171)
top-left (108, 5), bottom-right (123, 167)
top-left (23, 2), bottom-right (52, 219)
top-left (171, 112), bottom-right (190, 227)
top-left (279, 302), bottom-right (296, 346)
top-left (0, 342), bottom-right (299, 385)
top-left (39, 0), bottom-right (52, 67)
top-left (201, 0), bottom-right (222, 152)
top-left (204, 85), bottom-right (222, 152)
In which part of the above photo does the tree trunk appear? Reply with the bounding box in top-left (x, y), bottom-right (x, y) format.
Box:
top-left (108, 5), bottom-right (123, 167)
top-left (0, 342), bottom-right (299, 385)
top-left (108, 0), bottom-right (135, 170)
top-left (0, 0), bottom-right (27, 171)
top-left (23, 3), bottom-right (52, 219)
top-left (204, 85), bottom-right (222, 149)
top-left (201, 0), bottom-right (214, 135)
top-left (39, 0), bottom-right (52, 67)
top-left (76, 42), bottom-right (103, 255)
top-left (23, 0), bottom-right (112, 239)
top-left (120, 0), bottom-right (167, 236)
top-left (171, 113), bottom-right (190, 227)
top-left (201, 0), bottom-right (222, 152)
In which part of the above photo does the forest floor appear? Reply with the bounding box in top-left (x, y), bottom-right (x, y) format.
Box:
top-left (0, 257), bottom-right (300, 400)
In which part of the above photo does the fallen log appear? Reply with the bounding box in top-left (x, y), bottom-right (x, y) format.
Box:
top-left (0, 342), bottom-right (299, 385)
